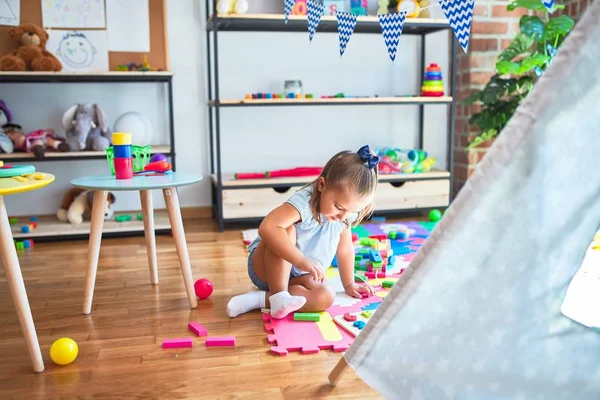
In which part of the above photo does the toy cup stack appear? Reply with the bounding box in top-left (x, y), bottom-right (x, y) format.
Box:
top-left (421, 63), bottom-right (445, 97)
top-left (112, 133), bottom-right (133, 179)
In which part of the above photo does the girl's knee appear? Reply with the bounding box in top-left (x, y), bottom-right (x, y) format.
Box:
top-left (311, 285), bottom-right (335, 311)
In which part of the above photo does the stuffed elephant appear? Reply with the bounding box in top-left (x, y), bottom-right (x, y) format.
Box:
top-left (62, 103), bottom-right (112, 151)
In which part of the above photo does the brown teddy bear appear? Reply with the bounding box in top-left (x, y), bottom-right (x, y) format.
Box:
top-left (0, 23), bottom-right (62, 72)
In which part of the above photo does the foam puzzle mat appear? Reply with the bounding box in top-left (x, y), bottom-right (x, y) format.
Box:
top-left (243, 220), bottom-right (437, 356)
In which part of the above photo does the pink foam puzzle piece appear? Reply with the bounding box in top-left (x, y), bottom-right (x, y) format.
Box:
top-left (262, 309), bottom-right (359, 356)
top-left (188, 322), bottom-right (208, 337)
top-left (162, 338), bottom-right (193, 349)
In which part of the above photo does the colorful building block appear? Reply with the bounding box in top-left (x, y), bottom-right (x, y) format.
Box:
top-left (323, 0), bottom-right (345, 15)
top-left (293, 312), bottom-right (320, 322)
top-left (188, 322), bottom-right (208, 337)
top-left (30, 216), bottom-right (38, 222)
top-left (369, 249), bottom-right (382, 263)
top-left (205, 337), bottom-right (236, 347)
top-left (388, 255), bottom-right (397, 265)
top-left (382, 280), bottom-right (395, 289)
top-left (361, 310), bottom-right (372, 318)
top-left (368, 234), bottom-right (387, 241)
top-left (9, 217), bottom-right (18, 225)
top-left (162, 338), bottom-right (193, 349)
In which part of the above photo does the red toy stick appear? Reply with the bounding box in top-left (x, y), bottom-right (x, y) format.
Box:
top-left (235, 167), bottom-right (322, 180)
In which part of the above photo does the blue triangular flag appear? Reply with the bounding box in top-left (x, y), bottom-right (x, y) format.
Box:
top-left (284, 0), bottom-right (295, 24)
top-left (337, 12), bottom-right (358, 57)
top-left (378, 12), bottom-right (407, 62)
top-left (440, 0), bottom-right (475, 53)
top-left (542, 0), bottom-right (554, 12)
top-left (307, 0), bottom-right (325, 41)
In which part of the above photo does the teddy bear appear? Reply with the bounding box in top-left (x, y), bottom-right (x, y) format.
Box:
top-left (57, 187), bottom-right (116, 225)
top-left (0, 22), bottom-right (62, 72)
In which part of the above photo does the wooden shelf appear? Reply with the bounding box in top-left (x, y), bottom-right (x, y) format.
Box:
top-left (11, 210), bottom-right (172, 240)
top-left (206, 13), bottom-right (450, 35)
top-left (0, 145), bottom-right (172, 162)
top-left (210, 96), bottom-right (452, 107)
top-left (212, 170), bottom-right (450, 189)
top-left (0, 71), bottom-right (174, 83)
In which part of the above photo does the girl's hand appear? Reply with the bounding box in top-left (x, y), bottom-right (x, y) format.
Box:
top-left (298, 257), bottom-right (325, 282)
top-left (344, 282), bottom-right (374, 299)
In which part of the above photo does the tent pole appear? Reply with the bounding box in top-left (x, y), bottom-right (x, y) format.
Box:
top-left (328, 357), bottom-right (349, 386)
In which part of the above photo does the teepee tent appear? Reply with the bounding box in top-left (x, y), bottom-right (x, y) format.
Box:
top-left (329, 1), bottom-right (600, 398)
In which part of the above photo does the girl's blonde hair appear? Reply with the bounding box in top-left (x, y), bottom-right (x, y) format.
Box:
top-left (305, 146), bottom-right (379, 226)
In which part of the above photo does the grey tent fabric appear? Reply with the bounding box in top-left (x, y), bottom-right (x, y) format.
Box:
top-left (343, 2), bottom-right (600, 399)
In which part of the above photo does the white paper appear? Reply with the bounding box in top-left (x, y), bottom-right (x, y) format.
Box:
top-left (106, 0), bottom-right (150, 52)
top-left (561, 231), bottom-right (600, 328)
top-left (47, 30), bottom-right (109, 72)
top-left (42, 0), bottom-right (106, 29)
top-left (0, 0), bottom-right (19, 26)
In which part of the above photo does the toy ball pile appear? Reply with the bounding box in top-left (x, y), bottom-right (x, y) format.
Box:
top-left (376, 147), bottom-right (437, 174)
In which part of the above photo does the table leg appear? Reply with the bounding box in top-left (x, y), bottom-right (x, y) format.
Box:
top-left (0, 195), bottom-right (44, 373)
top-left (163, 188), bottom-right (198, 309)
top-left (140, 190), bottom-right (158, 284)
top-left (83, 190), bottom-right (107, 315)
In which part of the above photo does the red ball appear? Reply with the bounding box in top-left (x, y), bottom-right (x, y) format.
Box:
top-left (194, 278), bottom-right (213, 300)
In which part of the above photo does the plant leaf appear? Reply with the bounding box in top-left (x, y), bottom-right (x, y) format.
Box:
top-left (520, 16), bottom-right (544, 40)
top-left (507, 0), bottom-right (548, 12)
top-left (544, 15), bottom-right (575, 41)
top-left (497, 34), bottom-right (534, 62)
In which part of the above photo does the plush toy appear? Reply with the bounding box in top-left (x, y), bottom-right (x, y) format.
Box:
top-left (217, 0), bottom-right (248, 14)
top-left (378, 0), bottom-right (389, 14)
top-left (25, 129), bottom-right (70, 159)
top-left (57, 188), bottom-right (116, 225)
top-left (0, 99), bottom-right (26, 153)
top-left (418, 0), bottom-right (429, 17)
top-left (62, 103), bottom-right (112, 151)
top-left (0, 23), bottom-right (62, 72)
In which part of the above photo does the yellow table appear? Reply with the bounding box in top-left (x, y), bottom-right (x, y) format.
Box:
top-left (0, 172), bottom-right (55, 373)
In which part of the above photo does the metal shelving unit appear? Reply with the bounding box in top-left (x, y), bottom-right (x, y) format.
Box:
top-left (0, 71), bottom-right (177, 240)
top-left (205, 4), bottom-right (457, 232)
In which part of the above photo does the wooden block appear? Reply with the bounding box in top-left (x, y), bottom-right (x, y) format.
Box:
top-left (293, 312), bottom-right (321, 322)
top-left (382, 280), bottom-right (395, 289)
top-left (188, 322), bottom-right (208, 337)
top-left (162, 338), bottom-right (193, 349)
top-left (205, 336), bottom-right (236, 347)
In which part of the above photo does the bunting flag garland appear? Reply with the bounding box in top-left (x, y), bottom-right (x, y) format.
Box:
top-left (284, 0), bottom-right (295, 24)
top-left (440, 0), bottom-right (475, 53)
top-left (307, 0), bottom-right (325, 41)
top-left (378, 12), bottom-right (407, 62)
top-left (336, 12), bottom-right (358, 57)
top-left (280, 0), bottom-right (476, 61)
top-left (542, 0), bottom-right (555, 12)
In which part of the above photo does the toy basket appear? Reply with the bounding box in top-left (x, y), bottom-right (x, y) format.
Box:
top-left (105, 145), bottom-right (152, 175)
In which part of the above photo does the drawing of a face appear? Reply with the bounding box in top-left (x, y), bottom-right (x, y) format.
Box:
top-left (57, 32), bottom-right (96, 68)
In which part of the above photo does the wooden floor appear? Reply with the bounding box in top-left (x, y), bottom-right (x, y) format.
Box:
top-left (0, 218), bottom-right (381, 399)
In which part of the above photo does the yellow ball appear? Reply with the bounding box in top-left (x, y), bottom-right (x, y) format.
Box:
top-left (50, 338), bottom-right (78, 365)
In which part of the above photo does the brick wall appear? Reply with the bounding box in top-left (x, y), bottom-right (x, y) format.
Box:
top-left (452, 0), bottom-right (595, 195)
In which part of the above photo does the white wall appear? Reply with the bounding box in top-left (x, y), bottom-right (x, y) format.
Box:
top-left (2, 0), bottom-right (450, 216)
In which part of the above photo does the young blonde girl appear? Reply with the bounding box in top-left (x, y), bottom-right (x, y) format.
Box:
top-left (227, 145), bottom-right (379, 319)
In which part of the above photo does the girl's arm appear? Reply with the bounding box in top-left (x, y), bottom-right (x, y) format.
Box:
top-left (258, 203), bottom-right (305, 266)
top-left (336, 227), bottom-right (356, 290)
top-left (337, 227), bottom-right (375, 298)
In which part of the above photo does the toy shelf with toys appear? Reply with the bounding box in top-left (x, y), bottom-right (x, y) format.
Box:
top-left (209, 96), bottom-right (453, 107)
top-left (205, 4), bottom-right (457, 231)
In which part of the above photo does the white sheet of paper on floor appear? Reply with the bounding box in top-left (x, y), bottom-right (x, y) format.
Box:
top-left (561, 231), bottom-right (600, 329)
top-left (106, 0), bottom-right (150, 52)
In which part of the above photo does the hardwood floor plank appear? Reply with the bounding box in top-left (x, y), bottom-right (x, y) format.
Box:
top-left (0, 218), bottom-right (383, 399)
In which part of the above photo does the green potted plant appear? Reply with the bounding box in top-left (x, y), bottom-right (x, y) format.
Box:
top-left (464, 0), bottom-right (575, 148)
